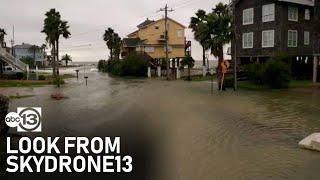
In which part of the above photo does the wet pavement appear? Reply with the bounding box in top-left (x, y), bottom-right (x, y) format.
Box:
top-left (1, 69), bottom-right (320, 180)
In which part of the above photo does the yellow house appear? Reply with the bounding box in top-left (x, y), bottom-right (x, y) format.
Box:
top-left (122, 17), bottom-right (189, 60)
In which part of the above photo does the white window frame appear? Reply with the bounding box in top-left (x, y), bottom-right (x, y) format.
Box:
top-left (243, 8), bottom-right (254, 25)
top-left (262, 30), bottom-right (275, 48)
top-left (262, 4), bottom-right (275, 22)
top-left (145, 46), bottom-right (155, 53)
top-left (305, 9), bottom-right (310, 20)
top-left (242, 32), bottom-right (254, 49)
top-left (304, 31), bottom-right (310, 45)
top-left (288, 6), bottom-right (298, 21)
top-left (288, 30), bottom-right (298, 47)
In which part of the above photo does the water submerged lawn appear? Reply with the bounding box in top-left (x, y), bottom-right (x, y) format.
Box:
top-left (1, 71), bottom-right (319, 180)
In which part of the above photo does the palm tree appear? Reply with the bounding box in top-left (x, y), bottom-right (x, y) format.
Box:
top-left (189, 10), bottom-right (210, 67)
top-left (0, 28), bottom-right (6, 48)
top-left (103, 28), bottom-right (121, 60)
top-left (41, 8), bottom-right (60, 77)
top-left (61, 54), bottom-right (72, 67)
top-left (56, 20), bottom-right (71, 75)
top-left (29, 45), bottom-right (40, 66)
top-left (41, 8), bottom-right (70, 87)
top-left (180, 55), bottom-right (195, 81)
top-left (206, 3), bottom-right (233, 90)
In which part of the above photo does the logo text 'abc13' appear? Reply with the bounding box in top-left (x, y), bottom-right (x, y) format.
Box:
top-left (5, 107), bottom-right (42, 132)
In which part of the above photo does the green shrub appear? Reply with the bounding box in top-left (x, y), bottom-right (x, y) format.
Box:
top-left (97, 60), bottom-right (106, 71)
top-left (52, 76), bottom-right (65, 85)
top-left (0, 95), bottom-right (9, 136)
top-left (243, 52), bottom-right (291, 89)
top-left (263, 59), bottom-right (291, 89)
top-left (102, 52), bottom-right (149, 77)
top-left (38, 75), bottom-right (46, 80)
top-left (16, 72), bottom-right (24, 80)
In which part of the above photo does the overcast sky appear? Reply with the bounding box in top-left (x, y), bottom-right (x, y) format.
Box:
top-left (0, 0), bottom-right (230, 62)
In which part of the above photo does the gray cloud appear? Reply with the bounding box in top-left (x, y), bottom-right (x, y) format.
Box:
top-left (0, 0), bottom-right (229, 62)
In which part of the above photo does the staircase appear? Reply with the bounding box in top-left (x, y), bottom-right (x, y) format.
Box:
top-left (0, 47), bottom-right (27, 71)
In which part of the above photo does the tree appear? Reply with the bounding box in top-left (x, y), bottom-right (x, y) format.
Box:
top-left (29, 45), bottom-right (40, 63)
top-left (41, 8), bottom-right (70, 87)
top-left (180, 56), bottom-right (195, 81)
top-left (206, 3), bottom-right (233, 90)
top-left (103, 28), bottom-right (121, 60)
top-left (20, 56), bottom-right (35, 67)
top-left (189, 10), bottom-right (210, 67)
top-left (61, 54), bottom-right (72, 67)
top-left (0, 28), bottom-right (6, 48)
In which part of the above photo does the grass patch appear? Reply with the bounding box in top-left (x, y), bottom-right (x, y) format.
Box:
top-left (182, 74), bottom-right (216, 81)
top-left (9, 94), bottom-right (34, 99)
top-left (0, 80), bottom-right (49, 87)
top-left (238, 80), bottom-right (319, 91)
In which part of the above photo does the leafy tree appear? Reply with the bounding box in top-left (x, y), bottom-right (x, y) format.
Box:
top-left (0, 28), bottom-right (6, 48)
top-left (206, 3), bottom-right (233, 90)
top-left (61, 54), bottom-right (72, 67)
top-left (189, 10), bottom-right (210, 67)
top-left (180, 56), bottom-right (195, 81)
top-left (103, 28), bottom-right (121, 60)
top-left (28, 45), bottom-right (40, 62)
top-left (20, 56), bottom-right (35, 67)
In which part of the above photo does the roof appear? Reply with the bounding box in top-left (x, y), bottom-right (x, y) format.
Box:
top-left (278, 0), bottom-right (315, 6)
top-left (137, 18), bottom-right (155, 28)
top-left (233, 0), bottom-right (315, 6)
top-left (122, 38), bottom-right (141, 47)
top-left (13, 43), bottom-right (34, 49)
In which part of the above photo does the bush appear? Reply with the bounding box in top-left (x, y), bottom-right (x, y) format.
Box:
top-left (52, 76), bottom-right (65, 85)
top-left (243, 53), bottom-right (291, 89)
top-left (16, 72), bottom-right (24, 80)
top-left (100, 52), bottom-right (149, 77)
top-left (38, 75), bottom-right (46, 80)
top-left (0, 95), bottom-right (9, 136)
top-left (263, 59), bottom-right (291, 89)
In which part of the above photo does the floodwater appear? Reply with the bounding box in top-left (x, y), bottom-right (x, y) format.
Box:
top-left (1, 69), bottom-right (320, 180)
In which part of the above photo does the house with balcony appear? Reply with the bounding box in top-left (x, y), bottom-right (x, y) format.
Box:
top-left (13, 43), bottom-right (47, 67)
top-left (121, 17), bottom-right (191, 66)
top-left (231, 0), bottom-right (319, 82)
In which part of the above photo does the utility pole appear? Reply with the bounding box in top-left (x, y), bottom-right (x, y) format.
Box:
top-left (232, 0), bottom-right (238, 91)
top-left (160, 4), bottom-right (174, 80)
top-left (10, 25), bottom-right (15, 56)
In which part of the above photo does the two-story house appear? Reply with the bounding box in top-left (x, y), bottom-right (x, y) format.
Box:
top-left (13, 43), bottom-right (46, 67)
top-left (121, 17), bottom-right (190, 65)
top-left (232, 0), bottom-right (319, 82)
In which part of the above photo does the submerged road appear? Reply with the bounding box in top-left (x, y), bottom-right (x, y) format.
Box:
top-left (1, 70), bottom-right (320, 180)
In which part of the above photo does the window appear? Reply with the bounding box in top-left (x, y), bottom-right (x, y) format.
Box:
top-left (304, 31), bottom-right (310, 45)
top-left (242, 32), bottom-right (253, 48)
top-left (262, 4), bottom-right (275, 22)
top-left (243, 8), bottom-right (254, 25)
top-left (155, 26), bottom-right (159, 30)
top-left (145, 47), bottom-right (155, 53)
top-left (288, 6), bottom-right (298, 21)
top-left (262, 30), bottom-right (275, 48)
top-left (288, 30), bottom-right (298, 47)
top-left (305, 9), bottom-right (310, 20)
top-left (177, 30), bottom-right (184, 38)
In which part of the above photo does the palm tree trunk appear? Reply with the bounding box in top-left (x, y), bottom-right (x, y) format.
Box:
top-left (56, 39), bottom-right (60, 88)
top-left (202, 47), bottom-right (206, 66)
top-left (217, 46), bottom-right (224, 90)
top-left (110, 48), bottom-right (113, 60)
top-left (52, 43), bottom-right (56, 77)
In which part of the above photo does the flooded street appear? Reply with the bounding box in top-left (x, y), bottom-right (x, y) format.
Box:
top-left (1, 70), bottom-right (320, 180)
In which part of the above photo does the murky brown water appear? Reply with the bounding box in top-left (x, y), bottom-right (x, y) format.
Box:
top-left (1, 71), bottom-right (320, 180)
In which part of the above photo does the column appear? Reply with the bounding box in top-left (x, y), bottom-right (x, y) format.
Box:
top-left (36, 66), bottom-right (39, 80)
top-left (313, 56), bottom-right (319, 83)
top-left (148, 66), bottom-right (151, 78)
top-left (157, 66), bottom-right (161, 77)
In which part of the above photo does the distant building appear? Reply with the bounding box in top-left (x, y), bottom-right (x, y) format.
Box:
top-left (231, 0), bottom-right (319, 81)
top-left (121, 17), bottom-right (191, 63)
top-left (13, 43), bottom-right (46, 67)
